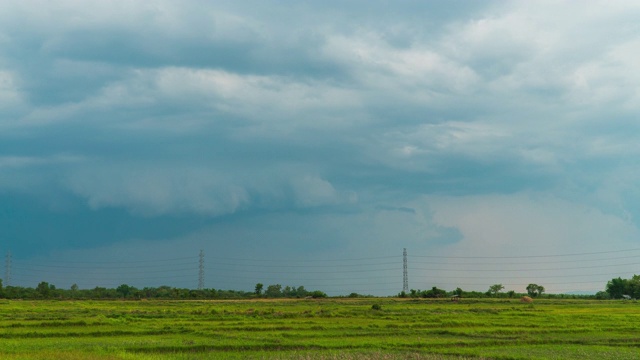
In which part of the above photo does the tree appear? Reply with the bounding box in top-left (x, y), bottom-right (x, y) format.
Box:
top-left (422, 286), bottom-right (447, 298)
top-left (264, 284), bottom-right (282, 298)
top-left (93, 286), bottom-right (107, 299)
top-left (36, 281), bottom-right (52, 298)
top-left (254, 283), bottom-right (264, 296)
top-left (309, 290), bottom-right (327, 298)
top-left (606, 277), bottom-right (627, 299)
top-left (453, 287), bottom-right (463, 297)
top-left (526, 283), bottom-right (545, 297)
top-left (488, 284), bottom-right (504, 297)
top-left (625, 275), bottom-right (640, 299)
top-left (296, 286), bottom-right (308, 298)
top-left (116, 284), bottom-right (133, 298)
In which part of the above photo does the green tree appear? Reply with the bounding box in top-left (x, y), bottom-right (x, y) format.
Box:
top-left (116, 284), bottom-right (133, 298)
top-left (254, 283), bottom-right (264, 296)
top-left (296, 286), bottom-right (308, 297)
top-left (36, 281), bottom-right (52, 298)
top-left (625, 275), bottom-right (640, 299)
top-left (264, 284), bottom-right (282, 298)
top-left (93, 286), bottom-right (107, 299)
top-left (606, 277), bottom-right (627, 299)
top-left (526, 283), bottom-right (545, 297)
top-left (309, 290), bottom-right (327, 298)
top-left (488, 284), bottom-right (504, 297)
top-left (422, 286), bottom-right (447, 298)
top-left (453, 287), bottom-right (463, 297)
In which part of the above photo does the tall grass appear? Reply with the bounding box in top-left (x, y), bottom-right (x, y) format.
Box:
top-left (1, 298), bottom-right (639, 359)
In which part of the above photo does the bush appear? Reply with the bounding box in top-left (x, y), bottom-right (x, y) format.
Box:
top-left (371, 304), bottom-right (382, 311)
top-left (309, 290), bottom-right (327, 298)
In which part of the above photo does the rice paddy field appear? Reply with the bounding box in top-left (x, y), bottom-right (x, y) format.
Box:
top-left (1, 298), bottom-right (640, 359)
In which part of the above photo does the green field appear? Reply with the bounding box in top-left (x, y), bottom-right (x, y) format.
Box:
top-left (1, 298), bottom-right (639, 359)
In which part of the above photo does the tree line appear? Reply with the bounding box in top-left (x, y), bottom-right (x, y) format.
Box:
top-left (0, 280), bottom-right (326, 300)
top-left (1, 276), bottom-right (639, 300)
top-left (398, 283), bottom-right (546, 299)
top-left (398, 276), bottom-right (640, 300)
top-left (601, 275), bottom-right (640, 300)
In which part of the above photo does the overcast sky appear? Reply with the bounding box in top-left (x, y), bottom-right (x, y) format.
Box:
top-left (2, 1), bottom-right (640, 295)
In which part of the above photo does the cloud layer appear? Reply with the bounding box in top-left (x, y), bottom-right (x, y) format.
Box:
top-left (2, 1), bottom-right (640, 294)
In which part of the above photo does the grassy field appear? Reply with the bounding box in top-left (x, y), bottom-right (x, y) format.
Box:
top-left (1, 298), bottom-right (639, 359)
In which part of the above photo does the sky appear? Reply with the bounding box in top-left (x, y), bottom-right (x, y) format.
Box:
top-left (2, 0), bottom-right (640, 295)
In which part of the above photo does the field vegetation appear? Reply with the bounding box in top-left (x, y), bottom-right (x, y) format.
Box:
top-left (1, 298), bottom-right (640, 359)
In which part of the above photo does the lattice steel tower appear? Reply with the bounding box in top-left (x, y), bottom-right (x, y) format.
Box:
top-left (198, 250), bottom-right (205, 290)
top-left (402, 248), bottom-right (408, 292)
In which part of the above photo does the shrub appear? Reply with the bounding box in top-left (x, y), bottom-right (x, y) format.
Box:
top-left (309, 290), bottom-right (327, 298)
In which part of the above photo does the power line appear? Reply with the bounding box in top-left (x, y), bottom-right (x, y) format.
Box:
top-left (409, 248), bottom-right (640, 259)
top-left (11, 262), bottom-right (196, 270)
top-left (407, 254), bottom-right (640, 266)
top-left (205, 267), bottom-right (403, 275)
top-left (16, 256), bottom-right (198, 265)
top-left (412, 271), bottom-right (636, 280)
top-left (205, 255), bottom-right (402, 263)
top-left (160, 261), bottom-right (400, 269)
top-left (409, 261), bottom-right (640, 272)
top-left (6, 247), bottom-right (640, 294)
top-left (11, 266), bottom-right (198, 274)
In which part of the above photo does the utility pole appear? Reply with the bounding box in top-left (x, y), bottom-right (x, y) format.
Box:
top-left (198, 250), bottom-right (205, 290)
top-left (5, 251), bottom-right (11, 287)
top-left (403, 248), bottom-right (408, 293)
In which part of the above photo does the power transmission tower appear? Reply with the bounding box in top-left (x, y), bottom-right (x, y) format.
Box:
top-left (5, 251), bottom-right (11, 287)
top-left (403, 248), bottom-right (408, 292)
top-left (198, 250), bottom-right (205, 290)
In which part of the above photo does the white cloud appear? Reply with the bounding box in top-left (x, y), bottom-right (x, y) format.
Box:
top-left (152, 68), bottom-right (364, 128)
top-left (66, 165), bottom-right (251, 216)
top-left (19, 67), bottom-right (365, 133)
top-left (370, 121), bottom-right (513, 172)
top-left (322, 32), bottom-right (480, 100)
top-left (64, 162), bottom-right (358, 217)
top-left (0, 70), bottom-right (24, 111)
top-left (290, 175), bottom-right (340, 208)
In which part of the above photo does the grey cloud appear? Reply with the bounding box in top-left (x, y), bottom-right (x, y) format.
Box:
top-left (2, 0), bottom-right (640, 295)
top-left (62, 160), bottom-right (358, 217)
